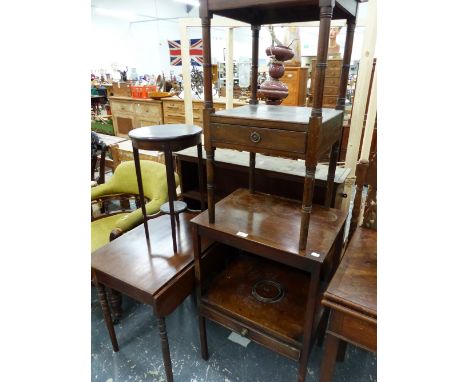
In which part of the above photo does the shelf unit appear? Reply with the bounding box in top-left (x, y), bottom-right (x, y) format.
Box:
top-left (194, 1), bottom-right (366, 381)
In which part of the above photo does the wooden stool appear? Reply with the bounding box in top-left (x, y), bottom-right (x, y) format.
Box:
top-left (129, 124), bottom-right (205, 253)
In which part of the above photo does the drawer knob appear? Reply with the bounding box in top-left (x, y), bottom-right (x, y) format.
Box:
top-left (250, 131), bottom-right (261, 143)
top-left (240, 328), bottom-right (248, 337)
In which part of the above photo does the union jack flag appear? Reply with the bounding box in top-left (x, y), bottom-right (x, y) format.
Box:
top-left (168, 39), bottom-right (203, 66)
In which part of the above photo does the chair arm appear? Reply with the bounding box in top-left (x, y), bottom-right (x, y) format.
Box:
top-left (112, 197), bottom-right (166, 234)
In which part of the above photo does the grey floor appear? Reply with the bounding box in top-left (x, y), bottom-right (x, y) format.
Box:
top-left (91, 289), bottom-right (376, 382)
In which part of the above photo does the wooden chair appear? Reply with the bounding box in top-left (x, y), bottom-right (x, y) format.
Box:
top-left (319, 153), bottom-right (377, 382)
top-left (91, 131), bottom-right (107, 185)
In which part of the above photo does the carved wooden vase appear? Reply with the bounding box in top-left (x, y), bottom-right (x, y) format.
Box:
top-left (258, 45), bottom-right (294, 105)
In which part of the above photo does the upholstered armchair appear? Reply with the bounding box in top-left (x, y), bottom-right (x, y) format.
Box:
top-left (91, 159), bottom-right (178, 252)
top-left (91, 159), bottom-right (178, 321)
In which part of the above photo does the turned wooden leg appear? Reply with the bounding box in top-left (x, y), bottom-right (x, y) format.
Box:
top-left (133, 146), bottom-right (151, 254)
top-left (199, 316), bottom-right (209, 360)
top-left (110, 289), bottom-right (122, 324)
top-left (164, 148), bottom-right (178, 253)
top-left (325, 141), bottom-right (340, 208)
top-left (157, 317), bottom-right (174, 382)
top-left (319, 334), bottom-right (341, 382)
top-left (96, 282), bottom-right (119, 352)
top-left (206, 149), bottom-right (215, 224)
top-left (197, 143), bottom-right (206, 211)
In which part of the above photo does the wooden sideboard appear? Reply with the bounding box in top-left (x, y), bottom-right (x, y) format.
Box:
top-left (108, 97), bottom-right (163, 137)
top-left (109, 96), bottom-right (246, 137)
top-left (162, 97), bottom-right (246, 125)
top-left (281, 67), bottom-right (309, 106)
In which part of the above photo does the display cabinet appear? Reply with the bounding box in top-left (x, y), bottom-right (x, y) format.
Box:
top-left (193, 1), bottom-right (366, 381)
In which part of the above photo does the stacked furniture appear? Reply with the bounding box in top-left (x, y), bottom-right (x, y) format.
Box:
top-left (319, 153), bottom-right (377, 381)
top-left (309, 58), bottom-right (343, 108)
top-left (281, 67), bottom-right (309, 106)
top-left (192, 1), bottom-right (365, 381)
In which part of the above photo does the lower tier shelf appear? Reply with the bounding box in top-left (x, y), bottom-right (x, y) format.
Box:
top-left (200, 252), bottom-right (326, 361)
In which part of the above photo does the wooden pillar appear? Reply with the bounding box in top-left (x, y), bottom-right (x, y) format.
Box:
top-left (249, 25), bottom-right (260, 105)
top-left (300, 1), bottom-right (334, 250)
top-left (248, 25), bottom-right (260, 194)
top-left (325, 17), bottom-right (357, 208)
top-left (336, 17), bottom-right (356, 111)
top-left (200, 2), bottom-right (216, 223)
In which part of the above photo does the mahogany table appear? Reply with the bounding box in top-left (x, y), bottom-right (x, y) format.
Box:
top-left (92, 212), bottom-right (215, 382)
top-left (191, 189), bottom-right (348, 382)
top-left (319, 228), bottom-right (377, 382)
top-left (129, 124), bottom-right (205, 253)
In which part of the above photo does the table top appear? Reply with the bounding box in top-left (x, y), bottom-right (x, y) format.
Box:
top-left (92, 212), bottom-right (204, 304)
top-left (323, 227), bottom-right (377, 319)
top-left (213, 105), bottom-right (342, 131)
top-left (129, 124), bottom-right (202, 142)
top-left (191, 188), bottom-right (347, 268)
top-left (203, 0), bottom-right (366, 25)
top-left (175, 146), bottom-right (350, 184)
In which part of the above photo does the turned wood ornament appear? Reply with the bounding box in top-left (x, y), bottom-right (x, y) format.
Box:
top-left (258, 45), bottom-right (294, 105)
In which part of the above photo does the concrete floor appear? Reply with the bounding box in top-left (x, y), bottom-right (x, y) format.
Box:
top-left (91, 289), bottom-right (376, 382)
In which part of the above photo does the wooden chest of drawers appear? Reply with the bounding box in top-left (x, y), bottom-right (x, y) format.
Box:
top-left (281, 67), bottom-right (309, 106)
top-left (310, 59), bottom-right (343, 108)
top-left (108, 97), bottom-right (163, 137)
top-left (162, 98), bottom-right (244, 126)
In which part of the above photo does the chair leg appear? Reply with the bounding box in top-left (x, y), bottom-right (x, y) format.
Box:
top-left (96, 282), bottom-right (119, 352)
top-left (319, 334), bottom-right (340, 382)
top-left (110, 289), bottom-right (123, 324)
top-left (199, 316), bottom-right (209, 360)
top-left (157, 317), bottom-right (174, 382)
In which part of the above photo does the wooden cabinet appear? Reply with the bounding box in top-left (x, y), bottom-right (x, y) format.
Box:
top-left (162, 98), bottom-right (245, 125)
top-left (109, 97), bottom-right (163, 137)
top-left (310, 59), bottom-right (343, 108)
top-left (281, 67), bottom-right (309, 106)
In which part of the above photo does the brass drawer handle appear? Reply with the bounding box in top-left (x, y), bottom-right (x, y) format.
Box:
top-left (240, 328), bottom-right (248, 337)
top-left (250, 131), bottom-right (261, 143)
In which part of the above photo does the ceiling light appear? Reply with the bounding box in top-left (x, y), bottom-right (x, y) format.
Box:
top-left (173, 0), bottom-right (200, 7)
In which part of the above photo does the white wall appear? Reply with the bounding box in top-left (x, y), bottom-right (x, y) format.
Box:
top-left (91, 0), bottom-right (369, 78)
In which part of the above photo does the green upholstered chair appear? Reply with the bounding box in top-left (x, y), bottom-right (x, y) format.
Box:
top-left (91, 159), bottom-right (179, 253)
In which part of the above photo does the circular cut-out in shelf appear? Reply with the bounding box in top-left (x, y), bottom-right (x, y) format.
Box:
top-left (252, 280), bottom-right (284, 303)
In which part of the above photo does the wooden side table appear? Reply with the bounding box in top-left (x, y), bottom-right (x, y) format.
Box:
top-left (92, 212), bottom-right (215, 382)
top-left (319, 228), bottom-right (377, 381)
top-left (129, 124), bottom-right (205, 253)
top-left (199, 0), bottom-right (363, 250)
top-left (191, 189), bottom-right (348, 382)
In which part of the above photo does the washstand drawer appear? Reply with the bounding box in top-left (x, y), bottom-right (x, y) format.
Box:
top-left (201, 304), bottom-right (301, 361)
top-left (212, 123), bottom-right (306, 154)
